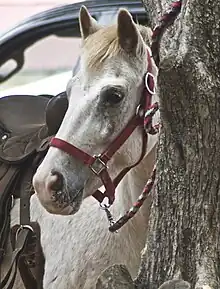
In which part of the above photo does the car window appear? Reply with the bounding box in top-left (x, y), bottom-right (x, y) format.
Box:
top-left (0, 35), bottom-right (81, 91)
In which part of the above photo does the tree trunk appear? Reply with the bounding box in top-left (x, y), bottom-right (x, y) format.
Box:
top-left (95, 1), bottom-right (220, 288)
top-left (135, 0), bottom-right (220, 289)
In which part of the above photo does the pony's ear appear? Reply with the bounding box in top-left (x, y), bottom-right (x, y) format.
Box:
top-left (79, 6), bottom-right (100, 39)
top-left (117, 9), bottom-right (143, 55)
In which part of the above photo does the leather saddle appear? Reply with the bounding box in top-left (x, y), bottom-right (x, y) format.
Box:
top-left (0, 92), bottom-right (68, 289)
top-left (0, 92), bottom-right (68, 163)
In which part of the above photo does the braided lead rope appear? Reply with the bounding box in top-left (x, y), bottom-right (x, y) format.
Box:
top-left (108, 165), bottom-right (156, 232)
top-left (151, 0), bottom-right (182, 66)
top-left (144, 102), bottom-right (159, 133)
top-left (105, 104), bottom-right (159, 233)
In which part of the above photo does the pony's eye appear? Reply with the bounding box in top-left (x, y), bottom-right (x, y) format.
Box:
top-left (110, 91), bottom-right (124, 104)
top-left (100, 86), bottom-right (125, 105)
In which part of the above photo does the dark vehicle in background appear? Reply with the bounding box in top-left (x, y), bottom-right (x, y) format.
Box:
top-left (0, 0), bottom-right (148, 96)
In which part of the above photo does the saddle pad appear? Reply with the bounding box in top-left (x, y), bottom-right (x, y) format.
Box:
top-left (0, 94), bottom-right (50, 163)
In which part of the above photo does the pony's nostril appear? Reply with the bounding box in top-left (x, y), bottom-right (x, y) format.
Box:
top-left (49, 170), bottom-right (64, 192)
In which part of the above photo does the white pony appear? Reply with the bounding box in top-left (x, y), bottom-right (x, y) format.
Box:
top-left (6, 6), bottom-right (159, 289)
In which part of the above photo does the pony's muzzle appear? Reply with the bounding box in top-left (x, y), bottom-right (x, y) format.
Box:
top-left (33, 169), bottom-right (73, 215)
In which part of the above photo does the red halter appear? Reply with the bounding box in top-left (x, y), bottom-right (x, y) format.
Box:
top-left (50, 49), bottom-right (156, 206)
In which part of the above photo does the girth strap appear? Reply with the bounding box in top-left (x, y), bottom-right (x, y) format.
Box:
top-left (1, 227), bottom-right (31, 289)
top-left (10, 223), bottom-right (44, 289)
top-left (17, 161), bottom-right (45, 289)
top-left (0, 159), bottom-right (45, 289)
top-left (0, 166), bottom-right (20, 264)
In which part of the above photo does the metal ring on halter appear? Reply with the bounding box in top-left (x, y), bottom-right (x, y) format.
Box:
top-left (136, 104), bottom-right (144, 117)
top-left (100, 202), bottom-right (118, 233)
top-left (15, 225), bottom-right (34, 241)
top-left (99, 197), bottom-right (111, 209)
top-left (145, 72), bottom-right (156, 95)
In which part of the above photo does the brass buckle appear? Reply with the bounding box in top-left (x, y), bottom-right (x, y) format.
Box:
top-left (90, 155), bottom-right (108, 175)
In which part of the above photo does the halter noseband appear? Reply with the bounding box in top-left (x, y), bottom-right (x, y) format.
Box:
top-left (50, 49), bottom-right (156, 207)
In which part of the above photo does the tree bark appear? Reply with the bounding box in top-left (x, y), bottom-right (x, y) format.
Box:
top-left (96, 265), bottom-right (135, 289)
top-left (95, 1), bottom-right (220, 288)
top-left (135, 0), bottom-right (220, 289)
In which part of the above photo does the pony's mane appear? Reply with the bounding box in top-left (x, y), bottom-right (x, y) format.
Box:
top-left (82, 24), bottom-right (152, 69)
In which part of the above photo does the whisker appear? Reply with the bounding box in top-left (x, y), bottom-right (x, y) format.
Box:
top-left (69, 187), bottom-right (83, 203)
